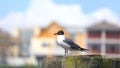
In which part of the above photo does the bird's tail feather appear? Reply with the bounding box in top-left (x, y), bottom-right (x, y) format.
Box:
top-left (80, 48), bottom-right (89, 52)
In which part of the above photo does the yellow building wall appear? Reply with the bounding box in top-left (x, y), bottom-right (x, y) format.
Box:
top-left (74, 33), bottom-right (86, 48)
top-left (31, 38), bottom-right (56, 57)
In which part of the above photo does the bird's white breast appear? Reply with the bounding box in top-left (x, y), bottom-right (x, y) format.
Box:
top-left (57, 35), bottom-right (70, 48)
top-left (57, 35), bottom-right (65, 43)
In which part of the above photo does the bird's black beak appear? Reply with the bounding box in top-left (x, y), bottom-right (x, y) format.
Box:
top-left (54, 33), bottom-right (57, 35)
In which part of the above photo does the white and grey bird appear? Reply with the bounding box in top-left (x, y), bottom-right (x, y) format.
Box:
top-left (54, 30), bottom-right (89, 56)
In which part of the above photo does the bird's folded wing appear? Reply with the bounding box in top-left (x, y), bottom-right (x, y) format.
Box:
top-left (63, 37), bottom-right (81, 50)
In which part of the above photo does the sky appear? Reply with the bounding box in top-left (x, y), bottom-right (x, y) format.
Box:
top-left (0, 0), bottom-right (120, 33)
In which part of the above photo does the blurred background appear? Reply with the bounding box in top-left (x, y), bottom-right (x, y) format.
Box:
top-left (0, 0), bottom-right (120, 67)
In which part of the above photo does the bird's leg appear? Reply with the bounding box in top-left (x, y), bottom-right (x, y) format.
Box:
top-left (65, 49), bottom-right (68, 56)
top-left (65, 49), bottom-right (66, 56)
top-left (66, 50), bottom-right (68, 56)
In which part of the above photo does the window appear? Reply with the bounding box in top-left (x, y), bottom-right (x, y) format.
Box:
top-left (106, 31), bottom-right (120, 38)
top-left (88, 30), bottom-right (101, 38)
top-left (42, 43), bottom-right (49, 47)
top-left (106, 44), bottom-right (119, 54)
top-left (88, 43), bottom-right (101, 53)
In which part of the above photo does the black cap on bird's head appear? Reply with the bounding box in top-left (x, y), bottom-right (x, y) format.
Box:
top-left (54, 30), bottom-right (64, 35)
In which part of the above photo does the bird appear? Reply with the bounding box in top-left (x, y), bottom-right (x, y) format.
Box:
top-left (54, 30), bottom-right (89, 56)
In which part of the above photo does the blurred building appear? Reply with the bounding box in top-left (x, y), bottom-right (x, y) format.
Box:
top-left (86, 21), bottom-right (120, 58)
top-left (9, 36), bottom-right (20, 58)
top-left (0, 29), bottom-right (18, 64)
top-left (13, 27), bottom-right (34, 57)
top-left (30, 21), bottom-right (71, 58)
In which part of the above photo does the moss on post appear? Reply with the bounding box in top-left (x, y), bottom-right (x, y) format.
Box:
top-left (41, 55), bottom-right (120, 68)
top-left (65, 55), bottom-right (103, 68)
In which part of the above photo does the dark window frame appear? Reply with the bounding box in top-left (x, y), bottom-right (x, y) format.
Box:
top-left (88, 43), bottom-right (101, 53)
top-left (88, 30), bottom-right (102, 38)
top-left (106, 44), bottom-right (120, 54)
top-left (106, 30), bottom-right (120, 38)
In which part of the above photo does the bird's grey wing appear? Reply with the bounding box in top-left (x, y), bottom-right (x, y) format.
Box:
top-left (63, 37), bottom-right (82, 50)
top-left (56, 41), bottom-right (70, 49)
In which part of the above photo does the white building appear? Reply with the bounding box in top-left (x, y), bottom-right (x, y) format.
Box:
top-left (86, 21), bottom-right (120, 58)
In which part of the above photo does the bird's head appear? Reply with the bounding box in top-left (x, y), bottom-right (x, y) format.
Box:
top-left (54, 30), bottom-right (64, 35)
